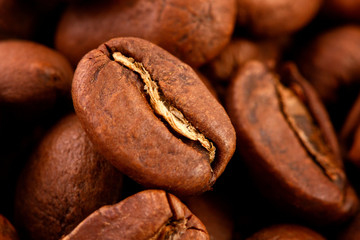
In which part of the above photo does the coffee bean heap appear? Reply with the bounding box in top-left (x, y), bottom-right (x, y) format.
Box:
top-left (1, 0), bottom-right (360, 239)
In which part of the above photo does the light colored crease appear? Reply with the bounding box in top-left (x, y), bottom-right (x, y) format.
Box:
top-left (275, 78), bottom-right (344, 188)
top-left (112, 52), bottom-right (215, 163)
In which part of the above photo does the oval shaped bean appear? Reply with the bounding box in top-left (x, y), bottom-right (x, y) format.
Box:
top-left (72, 37), bottom-right (236, 196)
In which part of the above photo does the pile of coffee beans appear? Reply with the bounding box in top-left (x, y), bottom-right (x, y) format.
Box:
top-left (1, 0), bottom-right (360, 239)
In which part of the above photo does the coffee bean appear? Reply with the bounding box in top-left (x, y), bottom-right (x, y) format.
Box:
top-left (0, 40), bottom-right (73, 112)
top-left (226, 60), bottom-right (358, 225)
top-left (72, 37), bottom-right (236, 196)
top-left (14, 114), bottom-right (123, 240)
top-left (61, 189), bottom-right (209, 240)
top-left (55, 0), bottom-right (236, 68)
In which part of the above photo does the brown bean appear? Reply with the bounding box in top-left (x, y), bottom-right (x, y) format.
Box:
top-left (72, 37), bottom-right (236, 196)
top-left (61, 189), bottom-right (209, 240)
top-left (55, 0), bottom-right (236, 68)
top-left (0, 40), bottom-right (73, 111)
top-left (14, 114), bottom-right (123, 240)
top-left (226, 60), bottom-right (358, 225)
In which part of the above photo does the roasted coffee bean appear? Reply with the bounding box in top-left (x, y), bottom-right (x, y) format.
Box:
top-left (296, 25), bottom-right (360, 129)
top-left (61, 189), bottom-right (209, 240)
top-left (4, 1), bottom-right (360, 238)
top-left (236, 0), bottom-right (323, 36)
top-left (55, 0), bottom-right (236, 68)
top-left (246, 224), bottom-right (326, 240)
top-left (14, 114), bottom-right (123, 240)
top-left (72, 37), bottom-right (236, 196)
top-left (0, 40), bottom-right (73, 112)
top-left (0, 215), bottom-right (19, 240)
top-left (226, 60), bottom-right (358, 225)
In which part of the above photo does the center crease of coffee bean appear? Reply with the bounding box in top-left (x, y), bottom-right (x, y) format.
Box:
top-left (112, 52), bottom-right (216, 163)
top-left (148, 218), bottom-right (187, 240)
top-left (275, 78), bottom-right (345, 189)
